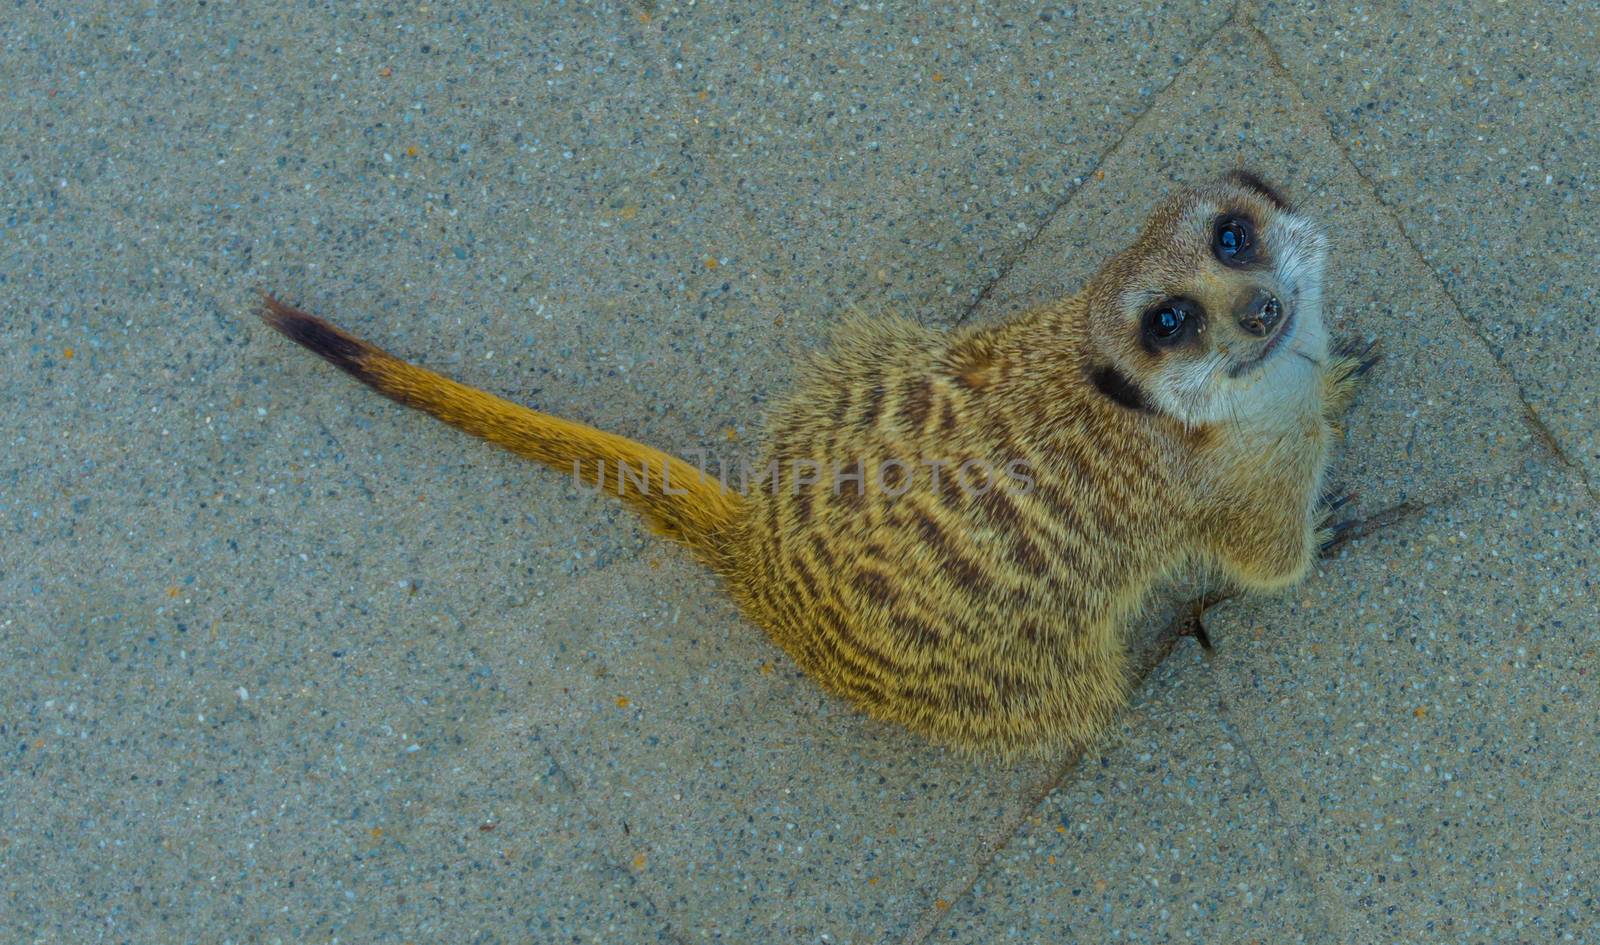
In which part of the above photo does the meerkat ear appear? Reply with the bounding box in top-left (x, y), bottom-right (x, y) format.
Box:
top-left (1225, 169), bottom-right (1292, 212)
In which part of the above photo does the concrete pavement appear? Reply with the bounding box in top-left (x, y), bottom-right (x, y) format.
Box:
top-left (2, 2), bottom-right (1594, 942)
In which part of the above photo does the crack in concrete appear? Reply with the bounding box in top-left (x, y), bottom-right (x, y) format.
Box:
top-left (898, 751), bottom-right (1086, 945)
top-left (1237, 20), bottom-right (1600, 508)
top-left (899, 481), bottom-right (1472, 944)
top-left (949, 10), bottom-right (1245, 330)
top-left (1212, 711), bottom-right (1349, 941)
top-left (535, 726), bottom-right (697, 945)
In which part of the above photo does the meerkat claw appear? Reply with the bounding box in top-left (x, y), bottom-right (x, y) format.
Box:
top-left (1178, 616), bottom-right (1214, 652)
top-left (1318, 489), bottom-right (1355, 515)
top-left (1335, 337), bottom-right (1382, 376)
top-left (1176, 592), bottom-right (1235, 652)
top-left (1176, 601), bottom-right (1216, 651)
top-left (1319, 519), bottom-right (1359, 556)
top-left (1316, 489), bottom-right (1359, 556)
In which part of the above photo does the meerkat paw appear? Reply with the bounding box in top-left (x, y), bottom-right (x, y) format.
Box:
top-left (1324, 338), bottom-right (1380, 424)
top-left (1316, 489), bottom-right (1359, 556)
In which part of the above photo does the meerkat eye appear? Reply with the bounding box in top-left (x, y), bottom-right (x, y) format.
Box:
top-left (1141, 298), bottom-right (1201, 349)
top-left (1212, 215), bottom-right (1256, 265)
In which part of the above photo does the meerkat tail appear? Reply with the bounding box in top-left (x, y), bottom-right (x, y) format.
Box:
top-left (257, 294), bottom-right (742, 550)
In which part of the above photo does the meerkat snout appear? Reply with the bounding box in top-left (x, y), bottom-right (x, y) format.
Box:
top-left (1235, 288), bottom-right (1284, 337)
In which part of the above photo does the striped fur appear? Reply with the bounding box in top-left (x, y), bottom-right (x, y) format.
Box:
top-left (260, 174), bottom-right (1363, 756)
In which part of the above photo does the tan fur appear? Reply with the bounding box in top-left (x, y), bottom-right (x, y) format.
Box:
top-left (259, 173), bottom-right (1363, 757)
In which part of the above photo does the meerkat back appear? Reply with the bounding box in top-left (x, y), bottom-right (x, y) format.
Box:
top-left (717, 303), bottom-right (1185, 753)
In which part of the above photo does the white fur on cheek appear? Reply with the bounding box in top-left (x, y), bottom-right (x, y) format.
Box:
top-left (1268, 213), bottom-right (1330, 362)
top-left (1151, 351), bottom-right (1237, 427)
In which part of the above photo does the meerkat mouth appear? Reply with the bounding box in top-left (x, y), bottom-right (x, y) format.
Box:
top-left (1226, 305), bottom-right (1297, 378)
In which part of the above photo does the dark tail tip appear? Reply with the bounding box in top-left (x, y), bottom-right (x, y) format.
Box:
top-left (257, 292), bottom-right (377, 381)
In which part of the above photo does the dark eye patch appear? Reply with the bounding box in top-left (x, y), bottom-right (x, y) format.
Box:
top-left (1140, 297), bottom-right (1203, 352)
top-left (1212, 214), bottom-right (1262, 267)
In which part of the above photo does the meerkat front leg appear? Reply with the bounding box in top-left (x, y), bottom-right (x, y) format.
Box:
top-left (1194, 426), bottom-right (1331, 594)
top-left (1323, 338), bottom-right (1380, 431)
top-left (1203, 492), bottom-right (1321, 593)
top-left (1314, 340), bottom-right (1377, 553)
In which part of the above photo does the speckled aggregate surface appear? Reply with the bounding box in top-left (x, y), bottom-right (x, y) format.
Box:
top-left (2, 3), bottom-right (1596, 943)
top-left (1260, 0), bottom-right (1600, 486)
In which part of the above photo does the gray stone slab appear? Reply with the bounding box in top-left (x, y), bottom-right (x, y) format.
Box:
top-left (1257, 0), bottom-right (1600, 486)
top-left (649, 0), bottom-right (1235, 330)
top-left (2, 1), bottom-right (755, 589)
top-left (938, 458), bottom-right (1599, 945)
top-left (0, 1), bottom-right (1089, 939)
top-left (1200, 459), bottom-right (1600, 943)
top-left (927, 24), bottom-right (1581, 941)
top-left (503, 559), bottom-right (1060, 944)
top-left (967, 24), bottom-right (1541, 517)
top-left (937, 648), bottom-right (1333, 944)
top-left (0, 2), bottom-right (750, 941)
top-left (1, 673), bottom-right (678, 943)
top-left (5, 2), bottom-right (1595, 943)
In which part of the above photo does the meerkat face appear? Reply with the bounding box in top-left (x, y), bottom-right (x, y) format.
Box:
top-left (1085, 171), bottom-right (1330, 427)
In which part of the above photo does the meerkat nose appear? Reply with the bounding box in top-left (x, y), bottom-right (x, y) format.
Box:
top-left (1235, 288), bottom-right (1283, 337)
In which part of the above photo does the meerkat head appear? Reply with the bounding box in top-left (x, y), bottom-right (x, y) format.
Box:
top-left (1082, 171), bottom-right (1330, 426)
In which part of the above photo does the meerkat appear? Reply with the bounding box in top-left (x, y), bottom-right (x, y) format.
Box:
top-left (259, 170), bottom-right (1372, 757)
